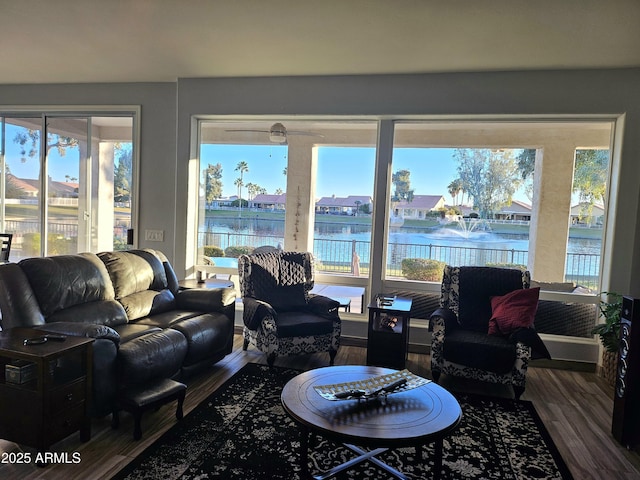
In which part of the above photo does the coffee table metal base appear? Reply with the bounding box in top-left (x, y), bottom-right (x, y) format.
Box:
top-left (302, 428), bottom-right (441, 479)
top-left (299, 428), bottom-right (443, 479)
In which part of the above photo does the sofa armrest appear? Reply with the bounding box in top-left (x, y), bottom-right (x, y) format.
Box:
top-left (176, 287), bottom-right (236, 312)
top-left (242, 297), bottom-right (276, 330)
top-left (34, 322), bottom-right (120, 345)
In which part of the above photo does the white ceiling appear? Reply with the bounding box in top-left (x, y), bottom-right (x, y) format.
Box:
top-left (2, 0), bottom-right (640, 85)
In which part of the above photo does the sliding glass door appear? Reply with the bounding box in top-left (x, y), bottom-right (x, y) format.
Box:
top-left (0, 112), bottom-right (136, 260)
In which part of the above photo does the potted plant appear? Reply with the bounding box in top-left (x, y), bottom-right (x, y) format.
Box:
top-left (591, 292), bottom-right (623, 386)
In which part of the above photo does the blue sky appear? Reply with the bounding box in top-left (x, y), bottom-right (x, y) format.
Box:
top-left (201, 144), bottom-right (530, 204)
top-left (3, 124), bottom-right (83, 182)
top-left (3, 123), bottom-right (131, 182)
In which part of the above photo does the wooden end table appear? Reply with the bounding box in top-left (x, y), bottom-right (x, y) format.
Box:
top-left (178, 278), bottom-right (234, 290)
top-left (367, 296), bottom-right (412, 369)
top-left (281, 365), bottom-right (461, 479)
top-left (0, 328), bottom-right (94, 456)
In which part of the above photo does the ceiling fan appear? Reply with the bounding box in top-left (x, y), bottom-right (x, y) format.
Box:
top-left (225, 122), bottom-right (323, 144)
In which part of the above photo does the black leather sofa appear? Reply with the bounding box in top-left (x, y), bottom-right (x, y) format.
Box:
top-left (0, 249), bottom-right (236, 417)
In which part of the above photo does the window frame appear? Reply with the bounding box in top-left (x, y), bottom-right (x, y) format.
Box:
top-left (0, 106), bottom-right (140, 257)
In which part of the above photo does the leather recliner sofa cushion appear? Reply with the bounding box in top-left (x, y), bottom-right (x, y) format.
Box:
top-left (99, 250), bottom-right (177, 320)
top-left (19, 253), bottom-right (128, 327)
top-left (117, 328), bottom-right (188, 386)
top-left (0, 263), bottom-right (46, 329)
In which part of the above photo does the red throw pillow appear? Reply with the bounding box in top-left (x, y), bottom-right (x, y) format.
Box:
top-left (488, 287), bottom-right (540, 336)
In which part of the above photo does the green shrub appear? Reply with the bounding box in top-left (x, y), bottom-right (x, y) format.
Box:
top-left (401, 258), bottom-right (445, 282)
top-left (224, 245), bottom-right (254, 258)
top-left (203, 245), bottom-right (224, 257)
top-left (485, 262), bottom-right (527, 271)
top-left (22, 232), bottom-right (77, 256)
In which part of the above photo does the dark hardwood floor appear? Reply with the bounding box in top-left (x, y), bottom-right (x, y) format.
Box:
top-left (1, 334), bottom-right (639, 479)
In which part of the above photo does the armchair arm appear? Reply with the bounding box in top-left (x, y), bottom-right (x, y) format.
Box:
top-left (242, 297), bottom-right (277, 330)
top-left (510, 327), bottom-right (551, 360)
top-left (307, 294), bottom-right (340, 320)
top-left (34, 322), bottom-right (120, 345)
top-left (176, 287), bottom-right (236, 312)
top-left (429, 307), bottom-right (459, 332)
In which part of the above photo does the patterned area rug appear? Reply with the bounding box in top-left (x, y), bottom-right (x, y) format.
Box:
top-left (113, 363), bottom-right (573, 479)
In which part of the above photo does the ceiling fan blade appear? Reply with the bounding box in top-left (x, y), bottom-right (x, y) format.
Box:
top-left (225, 129), bottom-right (270, 133)
top-left (286, 130), bottom-right (325, 137)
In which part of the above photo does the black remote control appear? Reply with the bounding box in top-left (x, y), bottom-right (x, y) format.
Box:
top-left (44, 334), bottom-right (67, 341)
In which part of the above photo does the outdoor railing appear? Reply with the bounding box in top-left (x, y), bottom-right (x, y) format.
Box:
top-left (199, 230), bottom-right (600, 288)
top-left (2, 222), bottom-right (599, 288)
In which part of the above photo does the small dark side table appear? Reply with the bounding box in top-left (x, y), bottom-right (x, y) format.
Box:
top-left (0, 328), bottom-right (93, 455)
top-left (367, 295), bottom-right (413, 369)
top-left (178, 278), bottom-right (234, 290)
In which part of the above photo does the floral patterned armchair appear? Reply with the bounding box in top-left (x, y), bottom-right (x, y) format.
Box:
top-left (430, 265), bottom-right (549, 399)
top-left (238, 251), bottom-right (341, 367)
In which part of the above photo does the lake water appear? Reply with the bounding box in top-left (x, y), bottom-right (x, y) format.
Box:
top-left (203, 216), bottom-right (601, 255)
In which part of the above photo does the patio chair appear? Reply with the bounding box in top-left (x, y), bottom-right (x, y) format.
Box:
top-left (238, 250), bottom-right (341, 366)
top-left (429, 265), bottom-right (549, 399)
top-left (0, 234), bottom-right (12, 263)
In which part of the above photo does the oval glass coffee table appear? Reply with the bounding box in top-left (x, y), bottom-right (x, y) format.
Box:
top-left (281, 365), bottom-right (461, 479)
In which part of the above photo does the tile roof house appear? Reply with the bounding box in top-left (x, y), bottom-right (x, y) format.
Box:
top-left (392, 195), bottom-right (446, 219)
top-left (494, 200), bottom-right (533, 221)
top-left (7, 175), bottom-right (78, 199)
top-left (250, 193), bottom-right (287, 210)
top-left (316, 195), bottom-right (372, 215)
top-left (571, 202), bottom-right (605, 226)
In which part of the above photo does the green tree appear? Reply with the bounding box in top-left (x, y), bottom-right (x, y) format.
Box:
top-left (202, 163), bottom-right (223, 204)
top-left (455, 149), bottom-right (522, 218)
top-left (246, 182), bottom-right (259, 201)
top-left (391, 169), bottom-right (414, 202)
top-left (447, 178), bottom-right (463, 205)
top-left (114, 145), bottom-right (133, 203)
top-left (516, 149), bottom-right (537, 202)
top-left (516, 149), bottom-right (537, 180)
top-left (573, 149), bottom-right (609, 204)
top-left (573, 149), bottom-right (609, 220)
top-left (235, 161), bottom-right (249, 217)
top-left (14, 129), bottom-right (78, 163)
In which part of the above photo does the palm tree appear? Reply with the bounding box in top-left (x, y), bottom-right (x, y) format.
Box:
top-left (234, 177), bottom-right (244, 216)
top-left (448, 179), bottom-right (463, 206)
top-left (235, 161), bottom-right (249, 216)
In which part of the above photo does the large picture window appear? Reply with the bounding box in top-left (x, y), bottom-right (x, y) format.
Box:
top-left (386, 121), bottom-right (612, 292)
top-left (191, 118), bottom-right (613, 318)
